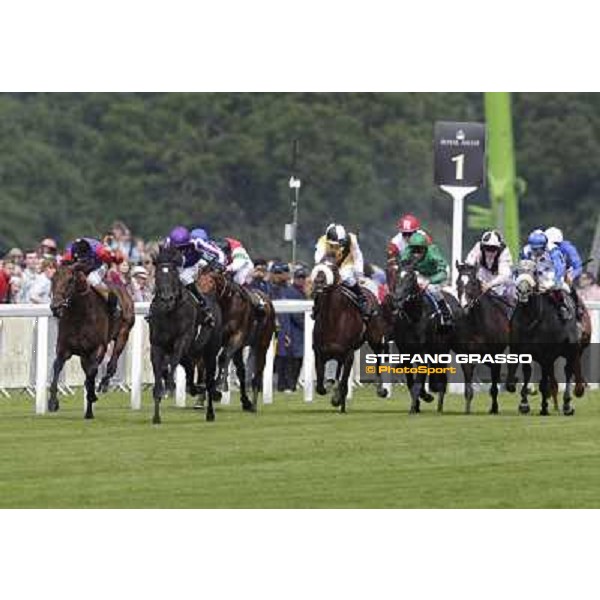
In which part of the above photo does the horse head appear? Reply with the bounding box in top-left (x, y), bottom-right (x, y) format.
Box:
top-left (455, 261), bottom-right (481, 309)
top-left (50, 263), bottom-right (89, 318)
top-left (310, 258), bottom-right (340, 297)
top-left (514, 259), bottom-right (537, 303)
top-left (393, 259), bottom-right (421, 311)
top-left (153, 251), bottom-right (183, 312)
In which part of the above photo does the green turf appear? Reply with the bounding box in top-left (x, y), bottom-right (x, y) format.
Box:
top-left (1, 387), bottom-right (599, 508)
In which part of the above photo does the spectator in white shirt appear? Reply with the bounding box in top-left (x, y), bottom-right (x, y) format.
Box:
top-left (29, 259), bottom-right (57, 304)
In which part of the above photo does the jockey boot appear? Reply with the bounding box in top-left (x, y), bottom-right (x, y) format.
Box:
top-left (243, 286), bottom-right (266, 318)
top-left (571, 288), bottom-right (584, 321)
top-left (351, 283), bottom-right (370, 322)
top-left (437, 296), bottom-right (454, 329)
top-left (185, 283), bottom-right (215, 327)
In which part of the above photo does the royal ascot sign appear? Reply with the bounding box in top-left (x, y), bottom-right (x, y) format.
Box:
top-left (434, 121), bottom-right (486, 187)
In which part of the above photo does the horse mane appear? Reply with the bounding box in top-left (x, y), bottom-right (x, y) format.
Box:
top-left (156, 245), bottom-right (182, 266)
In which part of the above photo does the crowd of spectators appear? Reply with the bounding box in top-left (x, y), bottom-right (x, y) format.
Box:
top-left (0, 221), bottom-right (156, 304)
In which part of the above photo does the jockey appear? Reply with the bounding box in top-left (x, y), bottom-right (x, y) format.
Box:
top-left (189, 228), bottom-right (227, 271)
top-left (215, 237), bottom-right (266, 315)
top-left (519, 229), bottom-right (570, 320)
top-left (465, 230), bottom-right (515, 305)
top-left (387, 214), bottom-right (432, 294)
top-left (545, 226), bottom-right (584, 319)
top-left (163, 226), bottom-right (216, 326)
top-left (314, 223), bottom-right (370, 320)
top-left (63, 237), bottom-right (123, 316)
top-left (388, 213), bottom-right (432, 258)
top-left (400, 232), bottom-right (453, 327)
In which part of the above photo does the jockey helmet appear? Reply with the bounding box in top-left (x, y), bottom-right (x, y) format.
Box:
top-left (168, 226), bottom-right (191, 247)
top-left (397, 214), bottom-right (420, 234)
top-left (545, 227), bottom-right (564, 245)
top-left (481, 230), bottom-right (503, 251)
top-left (528, 230), bottom-right (548, 252)
top-left (408, 231), bottom-right (429, 249)
top-left (325, 223), bottom-right (347, 246)
top-left (71, 238), bottom-right (93, 260)
top-left (190, 228), bottom-right (209, 242)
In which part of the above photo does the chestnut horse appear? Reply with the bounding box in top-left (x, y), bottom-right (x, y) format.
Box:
top-left (49, 263), bottom-right (134, 418)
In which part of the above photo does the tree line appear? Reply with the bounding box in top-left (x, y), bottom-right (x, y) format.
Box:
top-left (1, 92), bottom-right (598, 266)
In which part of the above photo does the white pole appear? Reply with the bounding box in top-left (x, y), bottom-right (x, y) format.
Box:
top-left (440, 185), bottom-right (477, 291)
top-left (262, 336), bottom-right (275, 404)
top-left (220, 362), bottom-right (231, 405)
top-left (175, 365), bottom-right (186, 407)
top-left (130, 315), bottom-right (144, 410)
top-left (35, 316), bottom-right (49, 415)
top-left (303, 312), bottom-right (314, 402)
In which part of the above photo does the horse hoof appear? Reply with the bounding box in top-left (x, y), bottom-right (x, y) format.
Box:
top-left (206, 411), bottom-right (215, 422)
top-left (489, 408), bottom-right (499, 415)
top-left (48, 402), bottom-right (59, 413)
top-left (421, 392), bottom-right (435, 403)
top-left (539, 410), bottom-right (550, 417)
top-left (84, 413), bottom-right (94, 420)
top-left (377, 388), bottom-right (389, 399)
top-left (316, 386), bottom-right (327, 396)
top-left (518, 403), bottom-right (530, 415)
top-left (574, 385), bottom-right (585, 398)
top-left (331, 397), bottom-right (341, 408)
top-left (152, 417), bottom-right (161, 425)
top-left (242, 402), bottom-right (256, 413)
top-left (563, 406), bottom-right (575, 417)
top-left (505, 383), bottom-right (517, 394)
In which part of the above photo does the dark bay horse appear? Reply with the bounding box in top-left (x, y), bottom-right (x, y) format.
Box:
top-left (49, 263), bottom-right (134, 418)
top-left (199, 268), bottom-right (276, 412)
top-left (455, 262), bottom-right (513, 414)
top-left (507, 265), bottom-right (583, 416)
top-left (311, 259), bottom-right (388, 413)
top-left (149, 247), bottom-right (222, 424)
top-left (389, 261), bottom-right (463, 414)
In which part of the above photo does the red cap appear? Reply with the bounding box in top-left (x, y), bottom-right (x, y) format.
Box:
top-left (397, 214), bottom-right (420, 233)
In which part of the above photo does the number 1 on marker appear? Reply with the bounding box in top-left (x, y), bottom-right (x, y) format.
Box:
top-left (451, 153), bottom-right (465, 181)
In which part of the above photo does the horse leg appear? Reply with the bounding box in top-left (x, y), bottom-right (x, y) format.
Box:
top-left (336, 353), bottom-right (354, 414)
top-left (489, 364), bottom-right (501, 415)
top-left (539, 366), bottom-right (550, 416)
top-left (436, 373), bottom-right (447, 414)
top-left (369, 340), bottom-right (389, 399)
top-left (518, 363), bottom-right (532, 415)
top-left (98, 325), bottom-right (130, 393)
top-left (203, 347), bottom-right (218, 423)
top-left (462, 364), bottom-right (475, 415)
top-left (234, 349), bottom-right (254, 413)
top-left (251, 336), bottom-right (270, 409)
top-left (573, 347), bottom-right (586, 398)
top-left (81, 352), bottom-right (101, 420)
top-left (550, 374), bottom-right (559, 412)
top-left (151, 345), bottom-right (167, 424)
top-left (563, 358), bottom-right (575, 416)
top-left (315, 351), bottom-right (327, 396)
top-left (48, 350), bottom-right (71, 413)
top-left (505, 362), bottom-right (519, 393)
top-left (409, 371), bottom-right (425, 414)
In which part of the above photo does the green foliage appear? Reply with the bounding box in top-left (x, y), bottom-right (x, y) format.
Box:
top-left (0, 93), bottom-right (597, 263)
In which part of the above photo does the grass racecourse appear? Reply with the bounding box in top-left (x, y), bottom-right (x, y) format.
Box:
top-left (1, 386), bottom-right (600, 508)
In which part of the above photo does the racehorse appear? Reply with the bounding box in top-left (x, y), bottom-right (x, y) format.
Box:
top-left (199, 267), bottom-right (276, 412)
top-left (149, 246), bottom-right (222, 424)
top-left (389, 260), bottom-right (463, 414)
top-left (49, 262), bottom-right (134, 418)
top-left (455, 262), bottom-right (512, 414)
top-left (506, 262), bottom-right (583, 416)
top-left (311, 258), bottom-right (388, 414)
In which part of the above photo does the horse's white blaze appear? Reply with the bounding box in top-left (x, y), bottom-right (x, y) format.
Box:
top-left (311, 264), bottom-right (334, 287)
top-left (162, 266), bottom-right (169, 273)
top-left (461, 274), bottom-right (470, 288)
